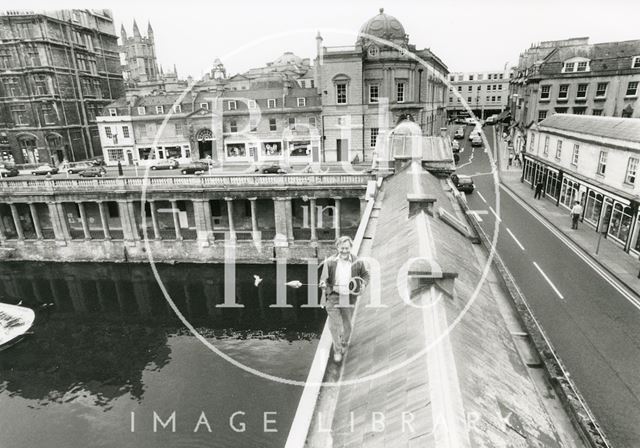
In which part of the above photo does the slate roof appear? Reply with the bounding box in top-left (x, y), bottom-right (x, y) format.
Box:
top-left (539, 114), bottom-right (640, 144)
top-left (540, 39), bottom-right (640, 75)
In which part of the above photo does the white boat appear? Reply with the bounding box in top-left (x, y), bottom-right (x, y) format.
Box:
top-left (0, 302), bottom-right (35, 351)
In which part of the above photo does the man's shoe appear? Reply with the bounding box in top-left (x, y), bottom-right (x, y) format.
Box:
top-left (333, 352), bottom-right (343, 363)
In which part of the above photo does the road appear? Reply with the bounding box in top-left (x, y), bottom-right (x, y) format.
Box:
top-left (454, 125), bottom-right (640, 447)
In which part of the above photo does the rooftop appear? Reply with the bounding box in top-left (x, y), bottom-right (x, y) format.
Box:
top-left (538, 114), bottom-right (640, 144)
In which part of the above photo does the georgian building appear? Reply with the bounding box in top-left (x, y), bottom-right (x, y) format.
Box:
top-left (523, 114), bottom-right (640, 255)
top-left (446, 70), bottom-right (512, 119)
top-left (0, 9), bottom-right (124, 164)
top-left (317, 9), bottom-right (448, 163)
top-left (509, 37), bottom-right (640, 153)
top-left (97, 55), bottom-right (322, 166)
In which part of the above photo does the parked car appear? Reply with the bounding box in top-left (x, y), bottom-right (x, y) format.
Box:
top-left (0, 166), bottom-right (19, 178)
top-left (78, 167), bottom-right (107, 177)
top-left (149, 159), bottom-right (179, 170)
top-left (454, 116), bottom-right (468, 124)
top-left (464, 117), bottom-right (476, 125)
top-left (31, 165), bottom-right (59, 175)
top-left (468, 130), bottom-right (480, 140)
top-left (451, 140), bottom-right (460, 153)
top-left (180, 162), bottom-right (209, 175)
top-left (453, 127), bottom-right (465, 139)
top-left (65, 162), bottom-right (93, 174)
top-left (256, 164), bottom-right (289, 174)
top-left (451, 173), bottom-right (475, 193)
top-left (471, 135), bottom-right (483, 147)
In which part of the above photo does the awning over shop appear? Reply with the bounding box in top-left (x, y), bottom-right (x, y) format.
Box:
top-left (496, 110), bottom-right (511, 122)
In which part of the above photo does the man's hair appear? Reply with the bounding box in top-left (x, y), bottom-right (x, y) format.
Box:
top-left (335, 235), bottom-right (353, 247)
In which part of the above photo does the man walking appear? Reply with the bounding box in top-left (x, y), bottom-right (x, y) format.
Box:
top-left (534, 180), bottom-right (544, 199)
top-left (571, 201), bottom-right (583, 229)
top-left (319, 236), bottom-right (370, 363)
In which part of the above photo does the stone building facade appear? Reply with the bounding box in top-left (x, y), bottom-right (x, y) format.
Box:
top-left (0, 9), bottom-right (124, 164)
top-left (509, 37), bottom-right (640, 153)
top-left (523, 114), bottom-right (640, 255)
top-left (98, 9), bottom-right (448, 167)
top-left (446, 70), bottom-right (511, 119)
top-left (317, 9), bottom-right (449, 163)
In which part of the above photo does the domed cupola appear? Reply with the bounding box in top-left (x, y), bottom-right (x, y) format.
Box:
top-left (357, 8), bottom-right (408, 47)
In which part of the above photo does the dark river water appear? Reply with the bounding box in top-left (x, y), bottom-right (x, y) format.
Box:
top-left (0, 261), bottom-right (325, 448)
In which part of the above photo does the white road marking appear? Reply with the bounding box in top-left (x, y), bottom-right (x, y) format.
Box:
top-left (477, 191), bottom-right (487, 203)
top-left (488, 206), bottom-right (502, 222)
top-left (506, 228), bottom-right (525, 251)
top-left (501, 185), bottom-right (640, 312)
top-left (467, 210), bottom-right (489, 222)
top-left (533, 262), bottom-right (565, 300)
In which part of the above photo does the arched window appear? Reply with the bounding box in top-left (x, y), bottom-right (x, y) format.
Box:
top-left (196, 128), bottom-right (213, 141)
top-left (18, 135), bottom-right (38, 164)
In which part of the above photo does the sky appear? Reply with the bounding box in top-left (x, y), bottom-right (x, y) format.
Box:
top-left (15, 0), bottom-right (640, 78)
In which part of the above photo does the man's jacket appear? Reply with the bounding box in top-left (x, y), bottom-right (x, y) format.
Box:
top-left (319, 253), bottom-right (369, 299)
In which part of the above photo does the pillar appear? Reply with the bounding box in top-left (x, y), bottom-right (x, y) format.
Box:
top-left (150, 201), bottom-right (161, 240)
top-left (170, 200), bottom-right (182, 240)
top-left (9, 203), bottom-right (24, 240)
top-left (248, 197), bottom-right (259, 241)
top-left (77, 202), bottom-right (91, 240)
top-left (0, 212), bottom-right (6, 241)
top-left (309, 197), bottom-right (317, 245)
top-left (193, 199), bottom-right (213, 244)
top-left (334, 197), bottom-right (341, 239)
top-left (225, 197), bottom-right (236, 241)
top-left (284, 197), bottom-right (294, 243)
top-left (28, 203), bottom-right (43, 239)
top-left (98, 202), bottom-right (111, 240)
top-left (273, 197), bottom-right (289, 247)
top-left (47, 201), bottom-right (71, 241)
top-left (117, 200), bottom-right (139, 241)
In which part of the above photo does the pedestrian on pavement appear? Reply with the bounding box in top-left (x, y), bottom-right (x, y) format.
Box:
top-left (508, 152), bottom-right (514, 168)
top-left (534, 180), bottom-right (544, 199)
top-left (117, 160), bottom-right (123, 176)
top-left (319, 236), bottom-right (370, 364)
top-left (570, 201), bottom-right (583, 229)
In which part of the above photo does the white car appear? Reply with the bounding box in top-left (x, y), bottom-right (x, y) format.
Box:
top-left (454, 127), bottom-right (465, 139)
top-left (464, 117), bottom-right (476, 125)
top-left (471, 135), bottom-right (483, 147)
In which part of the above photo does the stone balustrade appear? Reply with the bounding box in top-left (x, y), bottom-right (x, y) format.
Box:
top-left (0, 173), bottom-right (373, 193)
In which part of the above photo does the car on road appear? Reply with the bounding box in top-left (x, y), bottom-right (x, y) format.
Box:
top-left (255, 164), bottom-right (289, 174)
top-left (149, 159), bottom-right (179, 170)
top-left (31, 165), bottom-right (59, 175)
top-left (471, 135), bottom-right (483, 147)
top-left (0, 166), bottom-right (19, 178)
top-left (451, 173), bottom-right (475, 193)
top-left (451, 140), bottom-right (460, 153)
top-left (454, 116), bottom-right (468, 124)
top-left (180, 162), bottom-right (209, 175)
top-left (464, 117), bottom-right (476, 125)
top-left (468, 129), bottom-right (481, 140)
top-left (454, 127), bottom-right (465, 139)
top-left (78, 167), bottom-right (107, 177)
top-left (65, 162), bottom-right (93, 174)
top-left (485, 114), bottom-right (498, 125)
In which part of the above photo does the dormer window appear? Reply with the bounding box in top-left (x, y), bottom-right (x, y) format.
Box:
top-left (248, 100), bottom-right (256, 109)
top-left (267, 99), bottom-right (276, 108)
top-left (173, 105), bottom-right (182, 113)
top-left (297, 97), bottom-right (306, 107)
top-left (137, 106), bottom-right (146, 115)
top-left (155, 105), bottom-right (164, 114)
top-left (200, 102), bottom-right (209, 110)
top-left (562, 58), bottom-right (590, 73)
top-left (632, 56), bottom-right (640, 69)
top-left (227, 100), bottom-right (237, 111)
top-left (108, 108), bottom-right (117, 116)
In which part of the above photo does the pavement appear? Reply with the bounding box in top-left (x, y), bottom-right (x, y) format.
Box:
top-left (494, 130), bottom-right (640, 300)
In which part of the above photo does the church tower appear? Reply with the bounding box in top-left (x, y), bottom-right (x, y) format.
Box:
top-left (120, 20), bottom-right (159, 83)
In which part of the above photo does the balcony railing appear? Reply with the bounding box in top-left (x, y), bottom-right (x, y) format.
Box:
top-left (0, 173), bottom-right (373, 193)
